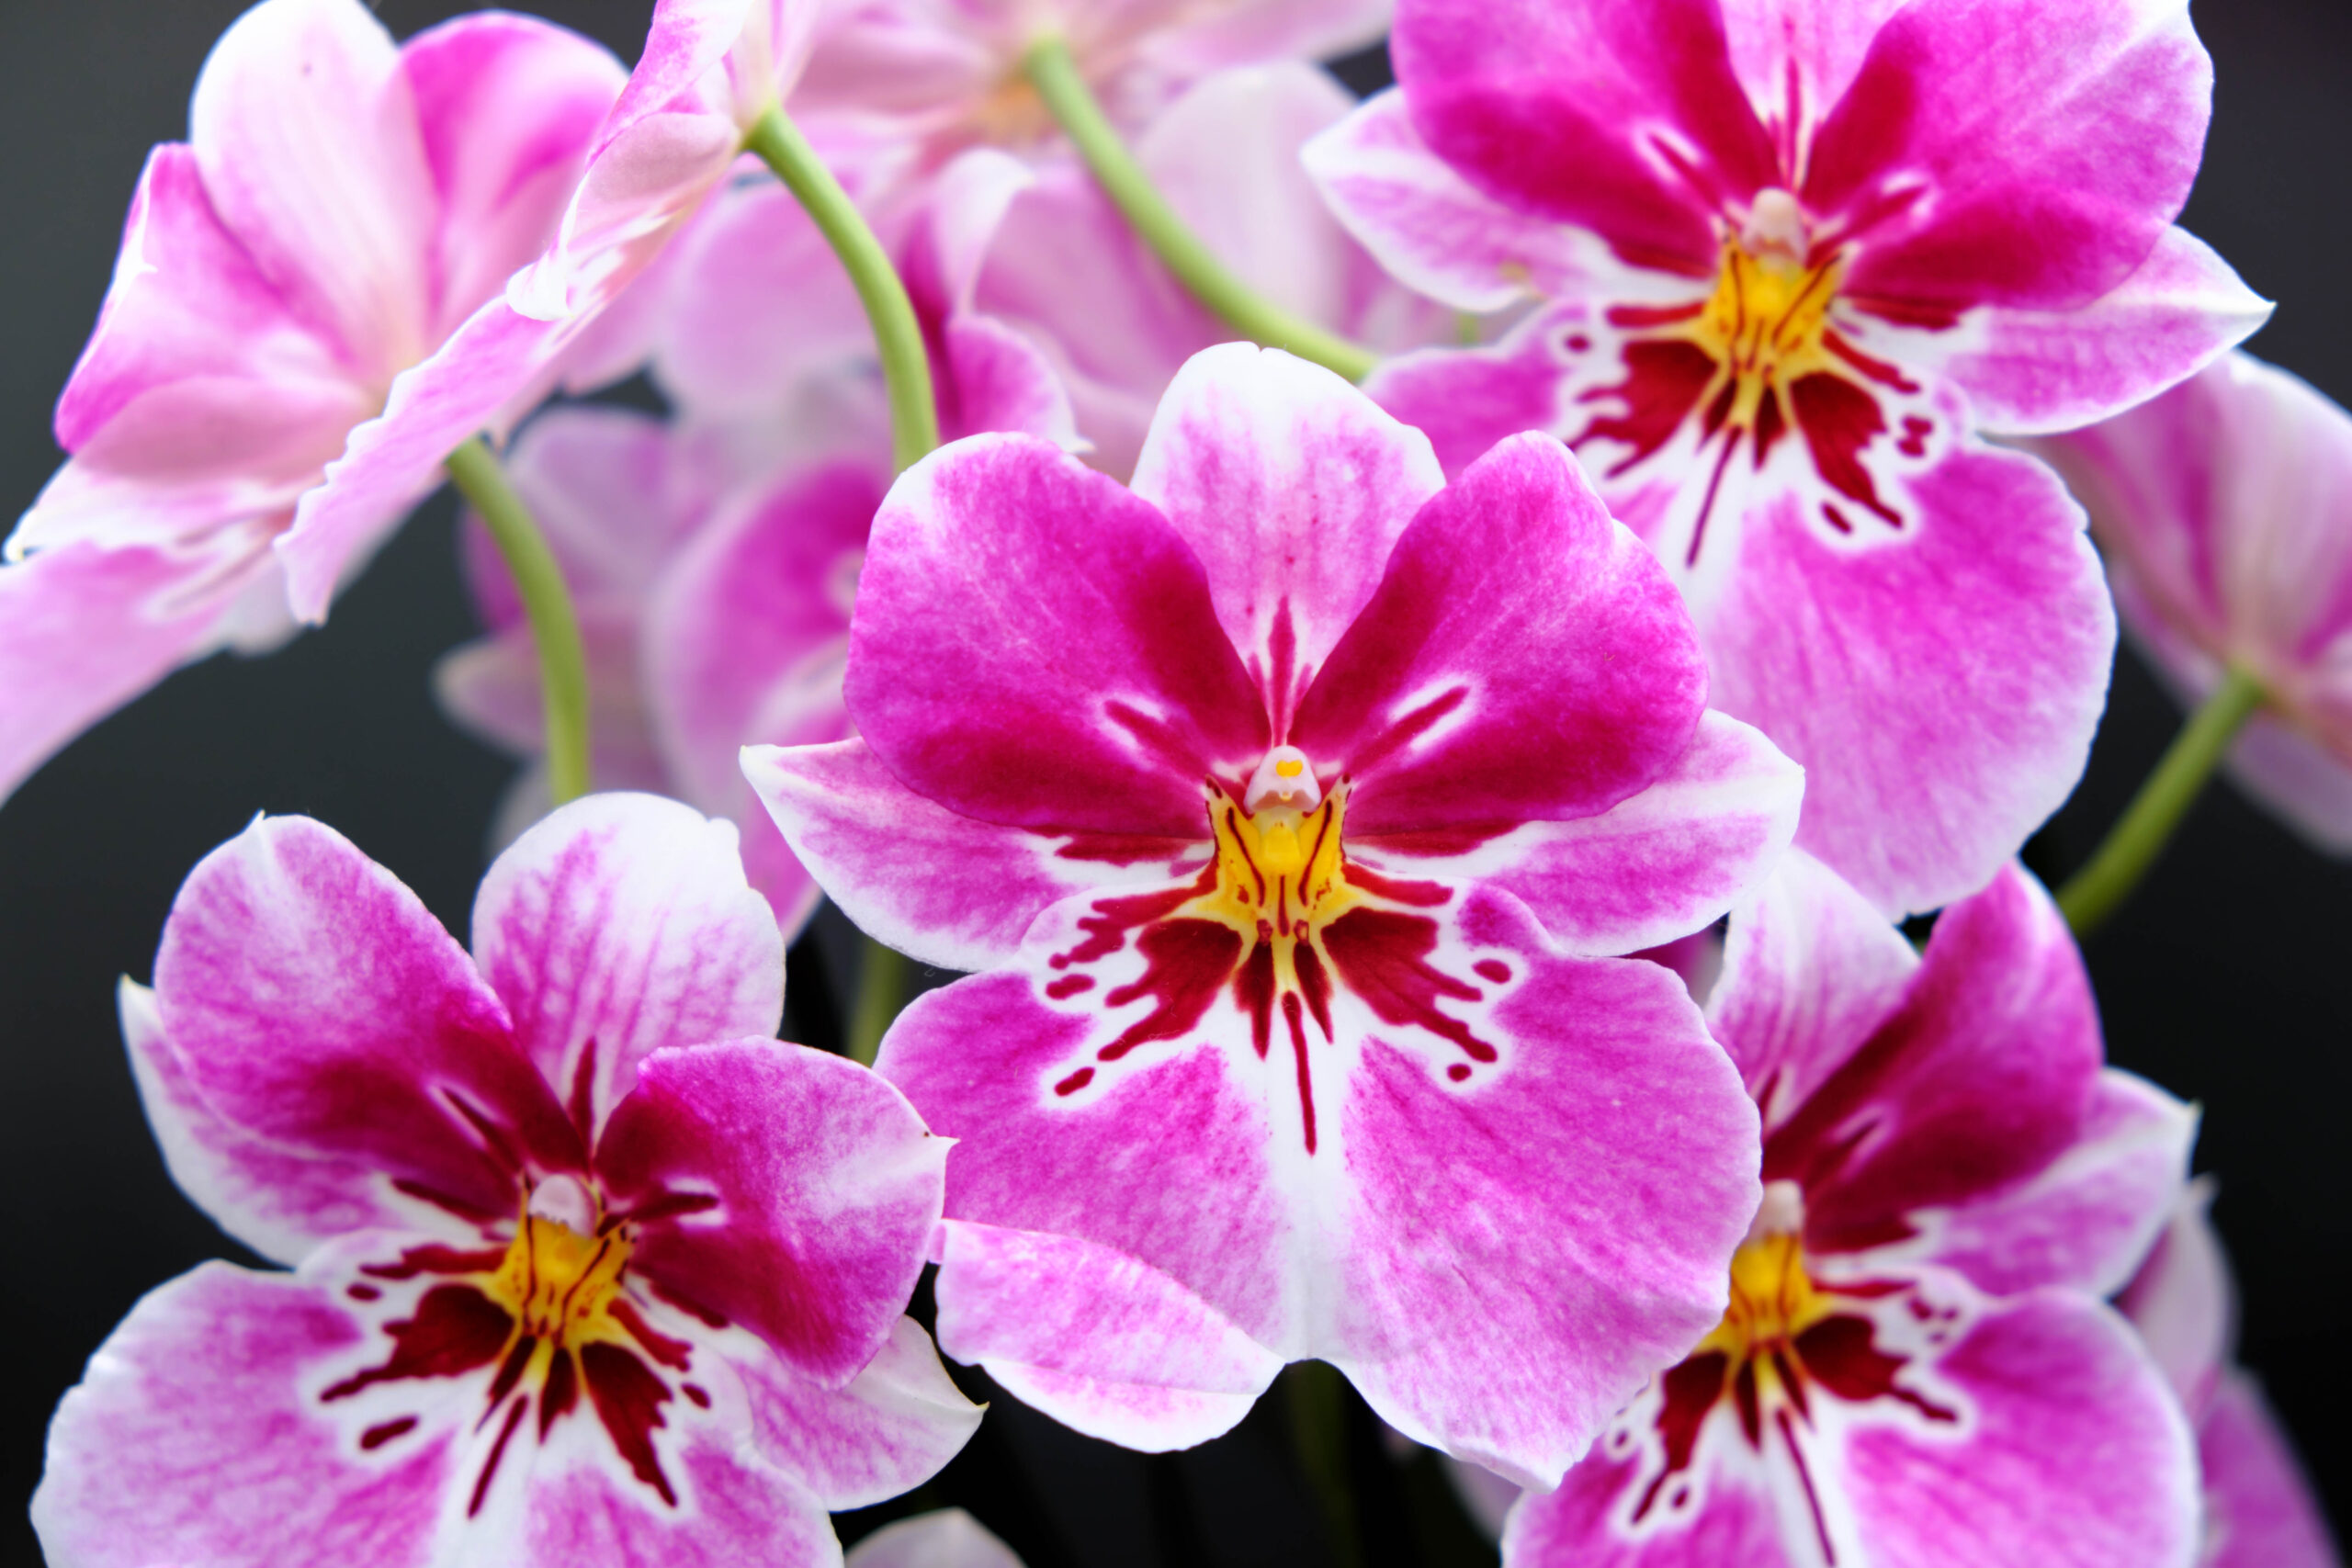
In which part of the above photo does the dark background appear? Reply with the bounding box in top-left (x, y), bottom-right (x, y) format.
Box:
top-left (0, 2), bottom-right (2344, 1563)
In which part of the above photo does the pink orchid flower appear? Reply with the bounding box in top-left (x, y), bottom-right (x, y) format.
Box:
top-left (33, 795), bottom-right (978, 1565)
top-left (2030, 351), bottom-right (2352, 853)
top-left (0, 0), bottom-right (627, 807)
top-left (747, 344), bottom-right (1804, 1483)
top-left (788, 0), bottom-right (1391, 199)
top-left (1307, 0), bottom-right (2273, 916)
top-left (1504, 850), bottom-right (2201, 1567)
top-left (2120, 1185), bottom-right (2344, 1568)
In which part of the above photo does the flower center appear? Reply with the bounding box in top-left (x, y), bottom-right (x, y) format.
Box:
top-left (1692, 217), bottom-right (1843, 441)
top-left (1699, 1227), bottom-right (1832, 1371)
top-left (487, 1204), bottom-right (634, 1351)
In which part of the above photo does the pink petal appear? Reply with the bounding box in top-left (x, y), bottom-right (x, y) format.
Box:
top-left (1362, 311), bottom-right (1593, 480)
top-left (1290, 432), bottom-right (1709, 834)
top-left (1347, 709), bottom-right (1801, 957)
top-left (155, 814), bottom-right (582, 1220)
top-left (939, 315), bottom-right (1083, 446)
top-left (1805, 0), bottom-right (2211, 315)
top-left (594, 1039), bottom-right (945, 1385)
top-left (1129, 344), bottom-right (1444, 735)
top-left (726, 1315), bottom-right (981, 1508)
top-left (2118, 1180), bottom-right (2232, 1418)
top-left (1145, 0), bottom-right (1391, 75)
top-left (1715, 0), bottom-right (1911, 152)
top-left (741, 739), bottom-right (1210, 972)
top-left (843, 433), bottom-right (1268, 836)
top-left (848, 1509), bottom-right (1026, 1568)
top-left (930, 1220), bottom-right (1285, 1451)
top-left (187, 0), bottom-right (435, 379)
top-left (1392, 0), bottom-right (1777, 278)
top-left (470, 794), bottom-right (783, 1142)
top-left (432, 609), bottom-right (670, 789)
top-left (2199, 1373), bottom-right (2345, 1568)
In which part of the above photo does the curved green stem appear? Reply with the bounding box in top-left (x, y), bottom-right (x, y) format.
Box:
top-left (746, 107), bottom-right (940, 474)
top-left (1023, 36), bottom-right (1381, 383)
top-left (447, 438), bottom-right (592, 806)
top-left (2057, 664), bottom-right (2267, 938)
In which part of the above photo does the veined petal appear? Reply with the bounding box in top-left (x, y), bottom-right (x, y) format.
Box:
top-left (188, 0), bottom-right (436, 378)
top-left (2199, 1373), bottom-right (2346, 1568)
top-left (1716, 0), bottom-right (1910, 160)
top-left (848, 1509), bottom-right (1025, 1568)
top-left (2118, 1180), bottom-right (2232, 1419)
top-left (741, 739), bottom-right (1209, 973)
top-left (470, 795), bottom-right (783, 1143)
top-left (843, 433), bottom-right (1268, 836)
top-left (1291, 433), bottom-right (1708, 834)
top-left (1348, 709), bottom-right (1800, 957)
top-left (1130, 345), bottom-right (1443, 736)
top-left (724, 1315), bottom-right (981, 1509)
top-left (594, 1040), bottom-right (944, 1386)
top-left (155, 814), bottom-right (582, 1222)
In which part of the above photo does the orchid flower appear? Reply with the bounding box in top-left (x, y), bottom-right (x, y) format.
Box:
top-left (2030, 352), bottom-right (2352, 856)
top-left (1502, 851), bottom-right (2201, 1567)
top-left (2120, 1186), bottom-right (2345, 1568)
top-left (0, 0), bottom-right (625, 807)
top-left (1307, 0), bottom-right (2273, 916)
top-left (33, 795), bottom-right (978, 1565)
top-left (747, 343), bottom-right (1804, 1483)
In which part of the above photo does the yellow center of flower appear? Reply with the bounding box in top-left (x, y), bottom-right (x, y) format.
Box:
top-left (1691, 241), bottom-right (1844, 435)
top-left (1700, 1229), bottom-right (1833, 1367)
top-left (1204, 789), bottom-right (1360, 935)
top-left (486, 1207), bottom-right (635, 1353)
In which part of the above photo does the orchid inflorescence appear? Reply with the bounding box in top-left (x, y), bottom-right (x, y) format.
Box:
top-left (5, 0), bottom-right (2343, 1564)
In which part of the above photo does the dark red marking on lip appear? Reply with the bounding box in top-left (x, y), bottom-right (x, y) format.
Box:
top-left (484, 1333), bottom-right (537, 1414)
top-left (1566, 333), bottom-right (1592, 353)
top-left (1790, 372), bottom-right (1901, 526)
top-left (1054, 1066), bottom-right (1095, 1096)
top-left (647, 1280), bottom-right (729, 1330)
top-left (1582, 338), bottom-right (1720, 478)
top-left (682, 1382), bottom-right (710, 1409)
top-left (1608, 301), bottom-right (1706, 329)
top-left (1045, 974), bottom-right (1095, 999)
top-left (361, 1244), bottom-right (509, 1282)
top-left (1632, 1350), bottom-right (1728, 1522)
top-left (1845, 294), bottom-right (1962, 333)
top-left (1237, 936), bottom-right (1278, 1059)
top-left (582, 1341), bottom-right (678, 1506)
top-left (1321, 907), bottom-right (1497, 1063)
top-left (1823, 329), bottom-right (1919, 393)
top-left (611, 1297), bottom-right (693, 1371)
top-left (1344, 865), bottom-right (1451, 908)
top-left (1054, 835), bottom-right (1200, 866)
top-left (1097, 918), bottom-right (1244, 1063)
top-left (1283, 992), bottom-right (1317, 1155)
top-left (347, 1283), bottom-right (381, 1303)
top-left (540, 1347), bottom-right (580, 1439)
top-left (1794, 1314), bottom-right (1954, 1424)
top-left (1732, 1358), bottom-right (1762, 1446)
top-left (360, 1416), bottom-right (418, 1451)
top-left (1685, 432), bottom-right (1745, 567)
top-left (1474, 959), bottom-right (1511, 984)
top-left (1776, 1406), bottom-right (1837, 1562)
top-left (390, 1179), bottom-right (506, 1224)
top-left (1348, 825), bottom-right (1511, 859)
top-left (1447, 1064), bottom-right (1472, 1083)
top-left (322, 1284), bottom-right (514, 1402)
top-left (1294, 940), bottom-right (1335, 1042)
top-left (468, 1395), bottom-right (530, 1517)
top-left (1053, 874), bottom-right (1215, 971)
top-left (1753, 380), bottom-right (1790, 466)
top-left (1896, 413), bottom-right (1933, 458)
top-left (567, 1037), bottom-right (600, 1143)
top-left (615, 1190), bottom-right (721, 1228)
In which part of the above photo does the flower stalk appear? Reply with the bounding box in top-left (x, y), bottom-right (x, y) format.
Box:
top-left (2057, 664), bottom-right (2268, 937)
top-left (1285, 1360), bottom-right (1364, 1568)
top-left (446, 437), bottom-right (593, 807)
top-left (1022, 36), bottom-right (1380, 383)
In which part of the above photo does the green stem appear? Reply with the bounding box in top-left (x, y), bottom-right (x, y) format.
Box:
top-left (447, 438), bottom-right (592, 806)
top-left (745, 107), bottom-right (940, 474)
top-left (847, 941), bottom-right (910, 1066)
top-left (1023, 37), bottom-right (1381, 383)
top-left (2057, 664), bottom-right (2267, 937)
top-left (1285, 1361), bottom-right (1364, 1568)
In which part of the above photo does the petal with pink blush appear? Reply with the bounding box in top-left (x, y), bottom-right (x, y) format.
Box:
top-left (1291, 433), bottom-right (1708, 835)
top-left (1362, 314), bottom-right (1590, 481)
top-left (1804, 0), bottom-right (2210, 315)
top-left (1145, 0), bottom-right (1391, 77)
top-left (848, 1509), bottom-right (1026, 1568)
top-left (727, 1315), bottom-right (981, 1509)
top-left (155, 814), bottom-right (582, 1221)
top-left (2199, 1373), bottom-right (2346, 1568)
top-left (1714, 0), bottom-right (1909, 148)
top-left (2118, 1180), bottom-right (2232, 1418)
top-left (843, 433), bottom-right (1269, 836)
top-left (121, 980), bottom-right (429, 1268)
top-left (470, 795), bottom-right (782, 1141)
top-left (187, 0), bottom-right (435, 378)
top-left (1129, 344), bottom-right (1443, 734)
top-left (594, 1039), bottom-right (944, 1385)
top-left (741, 739), bottom-right (1209, 973)
top-left (1347, 710), bottom-right (1801, 958)
top-left (939, 316), bottom-right (1083, 448)
top-left (929, 1220), bottom-right (1284, 1452)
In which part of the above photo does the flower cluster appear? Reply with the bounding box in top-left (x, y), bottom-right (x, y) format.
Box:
top-left (6, 0), bottom-right (2343, 1562)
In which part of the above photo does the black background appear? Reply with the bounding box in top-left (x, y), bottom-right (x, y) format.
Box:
top-left (0, 2), bottom-right (2344, 1563)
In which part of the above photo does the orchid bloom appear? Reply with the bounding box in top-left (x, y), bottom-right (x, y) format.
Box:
top-left (33, 795), bottom-right (978, 1565)
top-left (2030, 351), bottom-right (2352, 854)
top-left (747, 344), bottom-right (1804, 1483)
top-left (1307, 0), bottom-right (2273, 916)
top-left (788, 0), bottom-right (1391, 198)
top-left (2120, 1185), bottom-right (2345, 1568)
top-left (1503, 851), bottom-right (2201, 1567)
top-left (0, 0), bottom-right (625, 807)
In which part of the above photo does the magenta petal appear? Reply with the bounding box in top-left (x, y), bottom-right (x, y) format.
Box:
top-left (470, 794), bottom-right (783, 1141)
top-left (1363, 313), bottom-right (1589, 481)
top-left (931, 1220), bottom-right (1284, 1451)
top-left (727, 1315), bottom-right (981, 1509)
top-left (156, 814), bottom-right (581, 1217)
top-left (595, 1039), bottom-right (944, 1385)
top-left (844, 433), bottom-right (1268, 835)
top-left (1349, 710), bottom-right (1800, 957)
top-left (940, 315), bottom-right (1083, 447)
top-left (2199, 1373), bottom-right (2346, 1568)
top-left (1292, 433), bottom-right (1708, 833)
top-left (32, 1264), bottom-right (456, 1568)
top-left (1129, 345), bottom-right (1443, 736)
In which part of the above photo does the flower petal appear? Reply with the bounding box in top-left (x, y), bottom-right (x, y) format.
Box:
top-left (741, 739), bottom-right (1209, 972)
top-left (2199, 1372), bottom-right (2345, 1568)
top-left (594, 1039), bottom-right (944, 1385)
top-left (1290, 432), bottom-right (1708, 834)
top-left (848, 1509), bottom-right (1026, 1568)
top-left (1129, 344), bottom-right (1444, 735)
top-left (470, 794), bottom-right (783, 1143)
top-left (843, 433), bottom-right (1268, 835)
top-left (726, 1315), bottom-right (981, 1509)
top-left (1347, 709), bottom-right (1800, 957)
top-left (2118, 1180), bottom-right (2232, 1417)
top-left (156, 814), bottom-right (581, 1220)
top-left (1362, 311), bottom-right (1594, 480)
